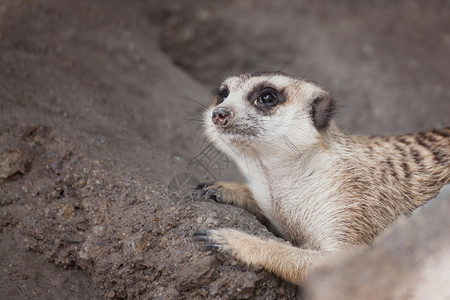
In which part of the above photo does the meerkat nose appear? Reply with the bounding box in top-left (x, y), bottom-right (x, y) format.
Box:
top-left (212, 107), bottom-right (232, 126)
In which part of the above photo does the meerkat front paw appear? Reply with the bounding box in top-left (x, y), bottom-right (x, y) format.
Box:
top-left (191, 182), bottom-right (224, 203)
top-left (193, 228), bottom-right (263, 260)
top-left (193, 228), bottom-right (245, 254)
top-left (192, 229), bottom-right (224, 252)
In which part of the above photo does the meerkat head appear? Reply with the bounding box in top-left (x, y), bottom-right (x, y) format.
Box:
top-left (203, 72), bottom-right (335, 156)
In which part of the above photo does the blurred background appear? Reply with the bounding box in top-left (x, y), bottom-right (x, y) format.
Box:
top-left (156, 0), bottom-right (450, 135)
top-left (2, 0), bottom-right (449, 162)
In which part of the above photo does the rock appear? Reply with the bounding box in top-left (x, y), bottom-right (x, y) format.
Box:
top-left (0, 212), bottom-right (17, 227)
top-left (0, 149), bottom-right (30, 179)
top-left (59, 204), bottom-right (75, 220)
top-left (122, 231), bottom-right (153, 254)
top-left (305, 195), bottom-right (450, 300)
top-left (177, 255), bottom-right (217, 291)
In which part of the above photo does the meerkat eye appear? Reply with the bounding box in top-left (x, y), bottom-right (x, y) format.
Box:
top-left (256, 89), bottom-right (278, 105)
top-left (216, 88), bottom-right (229, 105)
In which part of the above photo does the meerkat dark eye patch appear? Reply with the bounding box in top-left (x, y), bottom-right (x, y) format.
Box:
top-left (247, 84), bottom-right (286, 115)
top-left (214, 87), bottom-right (229, 105)
top-left (256, 89), bottom-right (278, 105)
top-left (310, 95), bottom-right (335, 130)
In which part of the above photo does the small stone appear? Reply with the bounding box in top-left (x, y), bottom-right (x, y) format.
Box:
top-left (0, 149), bottom-right (30, 179)
top-left (205, 217), bottom-right (218, 226)
top-left (177, 256), bottom-right (216, 291)
top-left (92, 225), bottom-right (105, 236)
top-left (59, 204), bottom-right (75, 220)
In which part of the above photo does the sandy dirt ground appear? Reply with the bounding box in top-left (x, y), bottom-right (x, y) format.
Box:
top-left (0, 0), bottom-right (449, 299)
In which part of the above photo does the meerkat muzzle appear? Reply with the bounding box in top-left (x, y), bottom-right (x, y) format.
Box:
top-left (212, 107), bottom-right (232, 126)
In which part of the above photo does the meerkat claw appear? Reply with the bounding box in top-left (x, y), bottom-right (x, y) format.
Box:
top-left (193, 230), bottom-right (221, 252)
top-left (193, 229), bottom-right (210, 236)
top-left (191, 182), bottom-right (209, 198)
top-left (193, 229), bottom-right (211, 240)
top-left (201, 244), bottom-right (220, 252)
top-left (204, 188), bottom-right (223, 202)
top-left (191, 183), bottom-right (223, 202)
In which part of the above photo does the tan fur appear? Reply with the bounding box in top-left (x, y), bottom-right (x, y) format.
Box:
top-left (208, 182), bottom-right (264, 220)
top-left (193, 72), bottom-right (450, 285)
top-left (206, 228), bottom-right (324, 283)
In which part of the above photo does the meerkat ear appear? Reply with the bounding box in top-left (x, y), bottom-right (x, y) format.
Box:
top-left (310, 94), bottom-right (335, 131)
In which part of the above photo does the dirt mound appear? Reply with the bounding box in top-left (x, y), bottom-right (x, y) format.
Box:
top-left (1, 0), bottom-right (295, 298)
top-left (1, 124), bottom-right (294, 298)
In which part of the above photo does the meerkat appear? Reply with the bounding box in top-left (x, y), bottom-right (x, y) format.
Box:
top-left (191, 72), bottom-right (450, 285)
